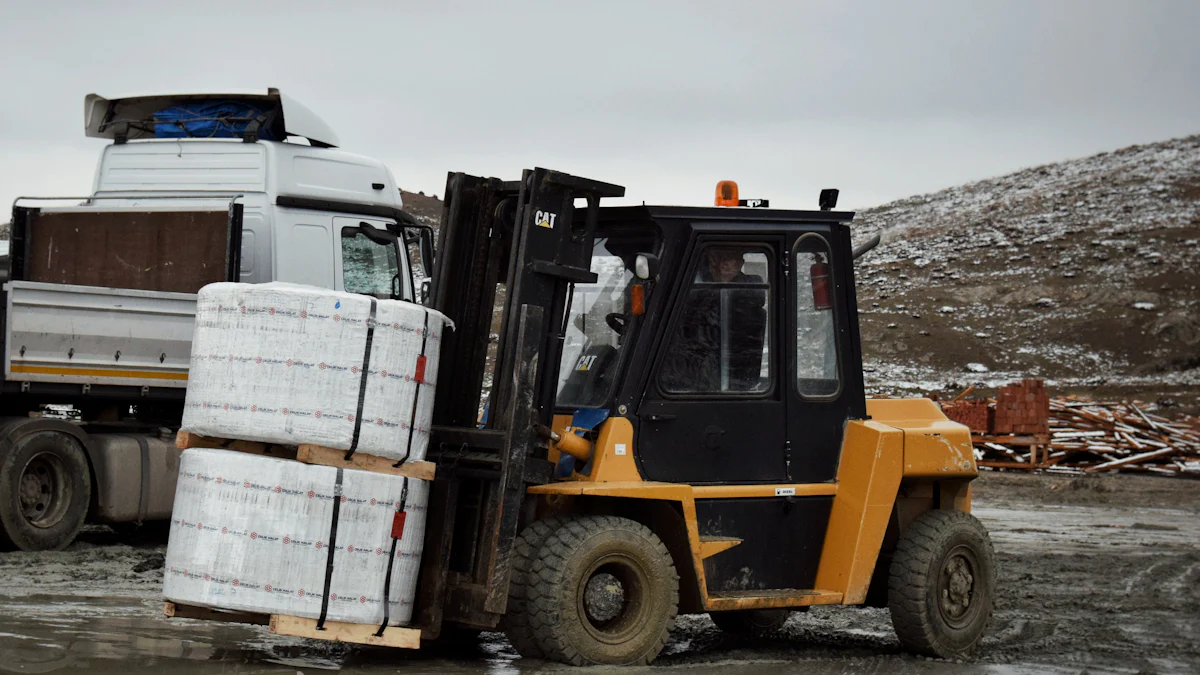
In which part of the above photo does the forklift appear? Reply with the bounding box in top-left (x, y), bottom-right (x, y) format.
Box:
top-left (416, 169), bottom-right (994, 665)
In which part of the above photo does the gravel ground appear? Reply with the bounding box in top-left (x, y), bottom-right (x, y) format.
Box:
top-left (0, 471), bottom-right (1196, 674)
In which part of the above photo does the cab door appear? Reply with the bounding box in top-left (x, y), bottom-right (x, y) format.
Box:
top-left (635, 237), bottom-right (787, 484)
top-left (784, 228), bottom-right (861, 483)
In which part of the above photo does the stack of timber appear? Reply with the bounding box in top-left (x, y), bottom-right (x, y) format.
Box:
top-left (945, 390), bottom-right (1200, 476)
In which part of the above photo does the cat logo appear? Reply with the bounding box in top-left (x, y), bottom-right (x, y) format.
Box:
top-left (575, 354), bottom-right (598, 372)
top-left (535, 210), bottom-right (558, 229)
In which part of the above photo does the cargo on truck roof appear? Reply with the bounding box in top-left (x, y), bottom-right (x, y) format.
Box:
top-left (84, 88), bottom-right (340, 147)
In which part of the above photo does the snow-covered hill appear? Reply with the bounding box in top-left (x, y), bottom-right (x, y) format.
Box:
top-left (853, 135), bottom-right (1200, 410)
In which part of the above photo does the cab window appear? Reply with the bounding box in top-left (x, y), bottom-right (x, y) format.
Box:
top-left (341, 224), bottom-right (403, 299)
top-left (794, 234), bottom-right (840, 397)
top-left (658, 245), bottom-right (773, 395)
top-left (556, 232), bottom-right (660, 409)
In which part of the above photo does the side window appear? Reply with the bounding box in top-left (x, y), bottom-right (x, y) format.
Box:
top-left (341, 225), bottom-right (402, 299)
top-left (795, 235), bottom-right (840, 397)
top-left (658, 244), bottom-right (772, 395)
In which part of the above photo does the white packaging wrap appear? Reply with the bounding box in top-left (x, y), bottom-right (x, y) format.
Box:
top-left (181, 282), bottom-right (450, 462)
top-left (163, 448), bottom-right (429, 626)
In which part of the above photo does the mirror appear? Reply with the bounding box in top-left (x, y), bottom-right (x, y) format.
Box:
top-left (634, 253), bottom-right (660, 280)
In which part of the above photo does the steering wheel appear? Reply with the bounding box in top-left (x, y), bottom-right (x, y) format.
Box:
top-left (605, 312), bottom-right (626, 335)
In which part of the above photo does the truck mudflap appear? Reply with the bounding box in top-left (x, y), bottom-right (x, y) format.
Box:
top-left (4, 281), bottom-right (196, 388)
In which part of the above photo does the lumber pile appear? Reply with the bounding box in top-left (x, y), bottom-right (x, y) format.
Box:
top-left (938, 382), bottom-right (1200, 476)
top-left (1036, 398), bottom-right (1200, 475)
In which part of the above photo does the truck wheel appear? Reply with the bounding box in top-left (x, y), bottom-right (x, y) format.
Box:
top-left (503, 516), bottom-right (565, 659)
top-left (0, 431), bottom-right (91, 551)
top-left (525, 515), bottom-right (678, 666)
top-left (888, 509), bottom-right (995, 658)
top-left (710, 608), bottom-right (792, 637)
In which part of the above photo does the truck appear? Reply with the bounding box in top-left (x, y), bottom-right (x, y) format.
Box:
top-left (0, 90), bottom-right (433, 551)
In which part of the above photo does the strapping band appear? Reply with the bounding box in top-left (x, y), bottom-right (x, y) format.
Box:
top-left (346, 298), bottom-right (378, 461)
top-left (398, 310), bottom-right (431, 466)
top-left (375, 477), bottom-right (409, 636)
top-left (316, 467), bottom-right (345, 630)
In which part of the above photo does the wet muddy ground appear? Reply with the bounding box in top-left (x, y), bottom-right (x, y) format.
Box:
top-left (0, 471), bottom-right (1196, 674)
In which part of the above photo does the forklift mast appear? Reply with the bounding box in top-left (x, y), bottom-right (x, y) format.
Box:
top-left (417, 168), bottom-right (623, 632)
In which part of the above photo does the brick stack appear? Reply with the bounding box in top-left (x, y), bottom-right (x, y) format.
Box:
top-left (942, 400), bottom-right (993, 433)
top-left (993, 379), bottom-right (1050, 435)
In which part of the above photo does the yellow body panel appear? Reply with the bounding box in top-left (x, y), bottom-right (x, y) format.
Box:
top-left (548, 415), bottom-right (642, 482)
top-left (530, 400), bottom-right (975, 610)
top-left (813, 420), bottom-right (904, 603)
top-left (692, 484), bottom-right (836, 498)
top-left (867, 398), bottom-right (977, 477)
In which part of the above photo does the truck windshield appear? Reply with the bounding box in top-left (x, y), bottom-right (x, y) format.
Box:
top-left (342, 226), bottom-right (403, 299)
top-left (556, 232), bottom-right (658, 409)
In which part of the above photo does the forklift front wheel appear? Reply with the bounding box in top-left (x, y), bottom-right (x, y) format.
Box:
top-left (523, 515), bottom-right (679, 666)
top-left (503, 516), bottom-right (566, 660)
top-left (888, 509), bottom-right (996, 659)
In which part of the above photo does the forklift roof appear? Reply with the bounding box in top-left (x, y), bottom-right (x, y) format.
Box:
top-left (83, 88), bottom-right (341, 147)
top-left (605, 204), bottom-right (856, 224)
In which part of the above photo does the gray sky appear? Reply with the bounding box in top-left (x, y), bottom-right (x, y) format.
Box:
top-left (1, 0), bottom-right (1198, 213)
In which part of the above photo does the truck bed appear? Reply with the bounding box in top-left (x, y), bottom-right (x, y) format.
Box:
top-left (4, 281), bottom-right (196, 389)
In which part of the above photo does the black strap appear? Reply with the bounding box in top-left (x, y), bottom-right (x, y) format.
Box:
top-left (398, 310), bottom-right (431, 466)
top-left (346, 299), bottom-right (378, 461)
top-left (316, 468), bottom-right (345, 631)
top-left (375, 477), bottom-right (409, 636)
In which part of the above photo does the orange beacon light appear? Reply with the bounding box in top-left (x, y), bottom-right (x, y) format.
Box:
top-left (715, 180), bottom-right (739, 206)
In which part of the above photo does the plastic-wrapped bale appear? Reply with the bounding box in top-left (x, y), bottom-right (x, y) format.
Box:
top-left (181, 282), bottom-right (451, 462)
top-left (163, 448), bottom-right (429, 626)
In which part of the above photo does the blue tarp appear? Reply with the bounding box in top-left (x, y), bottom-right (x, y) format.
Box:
top-left (152, 101), bottom-right (277, 140)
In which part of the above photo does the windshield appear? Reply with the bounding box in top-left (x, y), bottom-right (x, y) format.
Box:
top-left (342, 227), bottom-right (404, 299)
top-left (556, 233), bottom-right (658, 409)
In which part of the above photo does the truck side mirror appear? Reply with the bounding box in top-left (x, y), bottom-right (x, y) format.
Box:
top-left (635, 253), bottom-right (660, 280)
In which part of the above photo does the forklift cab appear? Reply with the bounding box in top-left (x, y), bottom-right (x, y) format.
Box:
top-left (553, 205), bottom-right (865, 488)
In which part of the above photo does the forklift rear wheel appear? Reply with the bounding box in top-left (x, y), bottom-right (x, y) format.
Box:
top-left (524, 515), bottom-right (678, 666)
top-left (709, 608), bottom-right (792, 637)
top-left (888, 509), bottom-right (995, 659)
top-left (0, 431), bottom-right (91, 551)
top-left (503, 516), bottom-right (566, 659)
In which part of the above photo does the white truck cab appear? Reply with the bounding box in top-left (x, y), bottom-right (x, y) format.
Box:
top-left (83, 88), bottom-right (418, 295)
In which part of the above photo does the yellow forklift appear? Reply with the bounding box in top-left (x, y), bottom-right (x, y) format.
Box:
top-left (416, 169), bottom-right (994, 665)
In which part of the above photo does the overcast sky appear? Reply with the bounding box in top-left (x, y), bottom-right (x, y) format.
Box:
top-left (1, 0), bottom-right (1198, 214)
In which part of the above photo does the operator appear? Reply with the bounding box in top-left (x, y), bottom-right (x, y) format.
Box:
top-left (660, 247), bottom-right (768, 392)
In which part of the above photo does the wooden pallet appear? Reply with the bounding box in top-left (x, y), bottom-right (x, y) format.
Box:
top-left (176, 430), bottom-right (436, 480)
top-left (163, 601), bottom-right (420, 649)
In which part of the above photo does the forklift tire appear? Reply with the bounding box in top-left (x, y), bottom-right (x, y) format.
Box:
top-left (888, 509), bottom-right (995, 659)
top-left (0, 431), bottom-right (91, 552)
top-left (524, 515), bottom-right (678, 666)
top-left (503, 516), bottom-right (566, 659)
top-left (709, 608), bottom-right (792, 637)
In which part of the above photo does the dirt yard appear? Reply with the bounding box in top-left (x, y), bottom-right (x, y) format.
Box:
top-left (0, 470), bottom-right (1196, 674)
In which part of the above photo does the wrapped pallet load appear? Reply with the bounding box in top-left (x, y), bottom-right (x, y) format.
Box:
top-left (182, 282), bottom-right (451, 462)
top-left (165, 282), bottom-right (450, 630)
top-left (164, 448), bottom-right (428, 626)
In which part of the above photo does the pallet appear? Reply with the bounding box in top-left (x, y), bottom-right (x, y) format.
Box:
top-left (176, 430), bottom-right (435, 481)
top-left (163, 602), bottom-right (420, 649)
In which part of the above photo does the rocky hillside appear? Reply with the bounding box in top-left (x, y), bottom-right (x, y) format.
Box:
top-left (853, 135), bottom-right (1200, 411)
